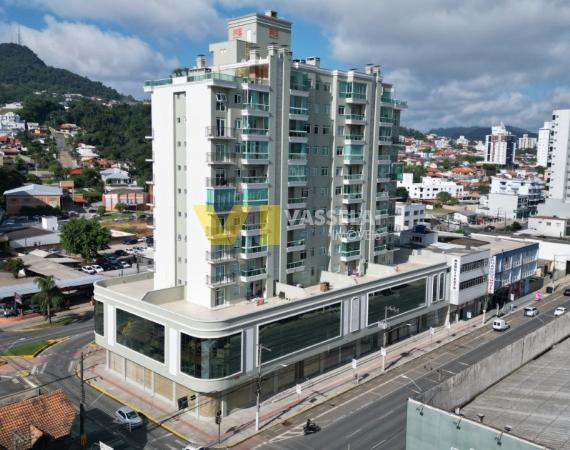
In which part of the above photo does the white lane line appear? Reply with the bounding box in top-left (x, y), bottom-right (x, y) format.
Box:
top-left (346, 427), bottom-right (362, 439)
top-left (40, 363), bottom-right (48, 374)
top-left (88, 392), bottom-right (104, 408)
top-left (68, 361), bottom-right (75, 374)
top-left (31, 365), bottom-right (38, 375)
top-left (21, 377), bottom-right (37, 388)
top-left (371, 439), bottom-right (386, 449)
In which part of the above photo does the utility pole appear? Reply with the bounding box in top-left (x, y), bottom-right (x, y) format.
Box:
top-left (80, 352), bottom-right (87, 449)
top-left (255, 343), bottom-right (271, 431)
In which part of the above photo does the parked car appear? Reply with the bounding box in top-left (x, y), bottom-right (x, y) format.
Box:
top-left (91, 265), bottom-right (104, 273)
top-left (120, 261), bottom-right (131, 269)
top-left (145, 236), bottom-right (154, 245)
top-left (48, 248), bottom-right (59, 254)
top-left (183, 445), bottom-right (206, 450)
top-left (564, 288), bottom-right (570, 296)
top-left (81, 266), bottom-right (96, 275)
top-left (125, 248), bottom-right (136, 255)
top-left (4, 308), bottom-right (18, 317)
top-left (554, 306), bottom-right (567, 317)
top-left (114, 249), bottom-right (128, 257)
top-left (492, 319), bottom-right (510, 331)
top-left (87, 208), bottom-right (97, 214)
top-left (114, 407), bottom-right (143, 428)
top-left (123, 238), bottom-right (139, 245)
top-left (523, 306), bottom-right (539, 317)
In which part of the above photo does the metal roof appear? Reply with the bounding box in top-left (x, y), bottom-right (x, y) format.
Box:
top-left (0, 275), bottom-right (102, 299)
top-left (3, 183), bottom-right (63, 196)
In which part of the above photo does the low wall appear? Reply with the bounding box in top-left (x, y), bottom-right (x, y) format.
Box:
top-left (420, 315), bottom-right (570, 411)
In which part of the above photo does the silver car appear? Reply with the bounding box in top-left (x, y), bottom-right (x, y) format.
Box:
top-left (115, 407), bottom-right (143, 428)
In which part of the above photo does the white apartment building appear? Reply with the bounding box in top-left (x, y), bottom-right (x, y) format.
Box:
top-left (527, 215), bottom-right (570, 238)
top-left (484, 123), bottom-right (517, 165)
top-left (398, 173), bottom-right (464, 200)
top-left (536, 121), bottom-right (551, 167)
top-left (538, 109), bottom-right (570, 218)
top-left (0, 111), bottom-right (26, 135)
top-left (394, 202), bottom-right (426, 231)
top-left (518, 133), bottom-right (537, 150)
top-left (93, 11), bottom-right (451, 420)
top-left (490, 176), bottom-right (544, 214)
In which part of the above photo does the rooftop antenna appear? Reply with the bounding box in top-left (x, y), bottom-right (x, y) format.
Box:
top-left (17, 26), bottom-right (22, 45)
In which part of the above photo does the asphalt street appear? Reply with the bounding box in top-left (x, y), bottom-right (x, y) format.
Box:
top-left (253, 292), bottom-right (570, 450)
top-left (0, 314), bottom-right (187, 450)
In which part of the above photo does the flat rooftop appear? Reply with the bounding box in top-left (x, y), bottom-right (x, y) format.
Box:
top-left (102, 256), bottom-right (445, 322)
top-left (462, 337), bottom-right (570, 450)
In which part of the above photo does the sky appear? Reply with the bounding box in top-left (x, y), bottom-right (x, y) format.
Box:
top-left (1, 0), bottom-right (569, 131)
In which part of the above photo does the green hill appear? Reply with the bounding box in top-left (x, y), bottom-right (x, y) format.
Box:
top-left (0, 43), bottom-right (122, 103)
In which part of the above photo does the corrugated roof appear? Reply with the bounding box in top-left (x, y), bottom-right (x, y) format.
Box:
top-left (3, 183), bottom-right (63, 196)
top-left (0, 275), bottom-right (103, 299)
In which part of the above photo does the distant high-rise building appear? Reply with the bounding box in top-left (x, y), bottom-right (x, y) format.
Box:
top-left (517, 133), bottom-right (537, 150)
top-left (484, 123), bottom-right (516, 165)
top-left (536, 121), bottom-right (552, 167)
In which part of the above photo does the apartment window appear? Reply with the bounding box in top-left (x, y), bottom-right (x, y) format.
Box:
top-left (335, 167), bottom-right (342, 176)
top-left (323, 104), bottom-right (330, 114)
top-left (314, 104), bottom-right (321, 114)
top-left (320, 246), bottom-right (327, 255)
top-left (337, 126), bottom-right (344, 136)
top-left (321, 167), bottom-right (329, 176)
top-left (459, 276), bottom-right (487, 290)
top-left (314, 125), bottom-right (319, 134)
top-left (234, 93), bottom-right (242, 104)
top-left (312, 168), bottom-right (319, 176)
top-left (338, 105), bottom-right (345, 115)
top-left (321, 147), bottom-right (330, 156)
top-left (335, 186), bottom-right (342, 195)
top-left (320, 187), bottom-right (328, 196)
top-left (214, 288), bottom-right (225, 306)
top-left (177, 117), bottom-right (181, 123)
top-left (215, 92), bottom-right (227, 111)
top-left (313, 147), bottom-right (319, 155)
top-left (234, 118), bottom-right (241, 129)
top-left (324, 83), bottom-right (331, 92)
top-left (323, 126), bottom-right (329, 135)
top-left (336, 146), bottom-right (343, 156)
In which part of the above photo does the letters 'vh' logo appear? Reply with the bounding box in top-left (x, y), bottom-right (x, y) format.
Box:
top-left (193, 204), bottom-right (281, 246)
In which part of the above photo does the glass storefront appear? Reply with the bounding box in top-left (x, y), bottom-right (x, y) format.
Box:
top-left (116, 309), bottom-right (165, 363)
top-left (94, 300), bottom-right (104, 336)
top-left (259, 303), bottom-right (341, 363)
top-left (180, 332), bottom-right (242, 379)
top-left (368, 279), bottom-right (427, 325)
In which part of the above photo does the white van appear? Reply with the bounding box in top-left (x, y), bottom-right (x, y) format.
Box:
top-left (523, 306), bottom-right (539, 317)
top-left (492, 319), bottom-right (510, 331)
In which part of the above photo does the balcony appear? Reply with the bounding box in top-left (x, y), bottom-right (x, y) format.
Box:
top-left (345, 135), bottom-right (366, 145)
top-left (289, 130), bottom-right (309, 143)
top-left (375, 226), bottom-right (389, 236)
top-left (286, 218), bottom-right (306, 231)
top-left (286, 239), bottom-right (306, 252)
top-left (374, 244), bottom-right (398, 256)
top-left (288, 175), bottom-right (308, 187)
top-left (288, 151), bottom-right (308, 165)
top-left (342, 193), bottom-right (363, 204)
top-left (340, 249), bottom-right (361, 262)
top-left (205, 177), bottom-right (235, 188)
top-left (238, 176), bottom-right (268, 187)
top-left (240, 245), bottom-right (268, 260)
top-left (206, 127), bottom-right (236, 140)
top-left (375, 209), bottom-right (391, 219)
top-left (207, 152), bottom-right (236, 165)
top-left (286, 197), bottom-right (307, 209)
top-left (286, 260), bottom-right (305, 274)
top-left (379, 135), bottom-right (392, 145)
top-left (343, 114), bottom-right (366, 125)
top-left (339, 212), bottom-right (362, 224)
top-left (241, 222), bottom-right (267, 237)
top-left (240, 267), bottom-right (268, 282)
top-left (206, 250), bottom-right (236, 263)
top-left (379, 116), bottom-right (393, 126)
top-left (340, 92), bottom-right (367, 104)
top-left (289, 106), bottom-right (310, 121)
top-left (242, 103), bottom-right (270, 117)
top-left (339, 228), bottom-right (361, 242)
top-left (240, 152), bottom-right (269, 165)
top-left (343, 154), bottom-right (365, 165)
top-left (206, 274), bottom-right (236, 287)
top-left (241, 128), bottom-right (270, 141)
top-left (343, 174), bottom-right (364, 185)
top-left (376, 191), bottom-right (390, 200)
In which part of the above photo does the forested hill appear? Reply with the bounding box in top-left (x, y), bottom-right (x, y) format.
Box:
top-left (0, 43), bottom-right (122, 103)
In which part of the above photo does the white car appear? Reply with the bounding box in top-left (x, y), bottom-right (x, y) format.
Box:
top-left (523, 306), bottom-right (539, 317)
top-left (554, 306), bottom-right (567, 317)
top-left (91, 265), bottom-right (104, 273)
top-left (115, 406), bottom-right (143, 428)
top-left (492, 319), bottom-right (510, 331)
top-left (120, 261), bottom-right (131, 268)
top-left (125, 248), bottom-right (136, 255)
top-left (183, 445), bottom-right (206, 450)
top-left (81, 266), bottom-right (95, 274)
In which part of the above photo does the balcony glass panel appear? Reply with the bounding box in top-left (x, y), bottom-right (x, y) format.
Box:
top-left (242, 188), bottom-right (268, 206)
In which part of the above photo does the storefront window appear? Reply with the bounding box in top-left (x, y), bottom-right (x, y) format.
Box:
top-left (368, 279), bottom-right (427, 325)
top-left (94, 300), bottom-right (104, 336)
top-left (116, 309), bottom-right (165, 363)
top-left (180, 332), bottom-right (242, 379)
top-left (259, 304), bottom-right (341, 363)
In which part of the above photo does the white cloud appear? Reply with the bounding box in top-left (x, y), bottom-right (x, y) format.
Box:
top-left (0, 16), bottom-right (178, 96)
top-left (24, 0), bottom-right (226, 42)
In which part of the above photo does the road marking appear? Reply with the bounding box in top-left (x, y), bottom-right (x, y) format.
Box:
top-left (88, 392), bottom-right (104, 408)
top-left (68, 361), bottom-right (75, 374)
top-left (40, 363), bottom-right (47, 374)
top-left (346, 427), bottom-right (362, 439)
top-left (21, 377), bottom-right (37, 388)
top-left (31, 365), bottom-right (38, 375)
top-left (371, 439), bottom-right (386, 449)
top-left (11, 378), bottom-right (19, 384)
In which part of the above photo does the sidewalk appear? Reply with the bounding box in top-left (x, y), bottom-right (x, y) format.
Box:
top-left (81, 279), bottom-right (564, 448)
top-left (0, 301), bottom-right (93, 331)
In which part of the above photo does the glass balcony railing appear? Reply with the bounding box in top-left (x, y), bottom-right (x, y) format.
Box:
top-left (287, 197), bottom-right (307, 204)
top-left (289, 130), bottom-right (308, 138)
top-left (287, 239), bottom-right (306, 248)
top-left (287, 260), bottom-right (305, 269)
top-left (207, 152), bottom-right (236, 163)
top-left (345, 135), bottom-right (365, 141)
top-left (205, 250), bottom-right (236, 262)
top-left (242, 198), bottom-right (268, 206)
top-left (206, 177), bottom-right (235, 187)
top-left (288, 152), bottom-right (308, 160)
top-left (339, 92), bottom-right (367, 99)
top-left (242, 222), bottom-right (266, 231)
top-left (241, 128), bottom-right (269, 136)
top-left (240, 152), bottom-right (269, 160)
top-left (342, 193), bottom-right (363, 200)
top-left (244, 102), bottom-right (270, 111)
top-left (288, 175), bottom-right (308, 183)
top-left (343, 174), bottom-right (363, 181)
top-left (239, 176), bottom-right (268, 184)
top-left (188, 72), bottom-right (269, 85)
top-left (241, 245), bottom-right (267, 254)
top-left (290, 82), bottom-right (311, 91)
top-left (206, 127), bottom-right (236, 138)
top-left (340, 249), bottom-right (360, 257)
top-left (343, 114), bottom-right (365, 121)
top-left (287, 219), bottom-right (305, 227)
top-left (289, 106), bottom-right (309, 115)
top-left (344, 154), bottom-right (364, 161)
top-left (144, 78), bottom-right (172, 87)
top-left (206, 274), bottom-right (236, 286)
top-left (241, 267), bottom-right (267, 277)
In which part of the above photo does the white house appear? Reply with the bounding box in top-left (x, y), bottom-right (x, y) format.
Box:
top-left (398, 173), bottom-right (464, 200)
top-left (394, 202), bottom-right (426, 231)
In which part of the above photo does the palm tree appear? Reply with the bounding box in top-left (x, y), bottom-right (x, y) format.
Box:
top-left (32, 276), bottom-right (63, 325)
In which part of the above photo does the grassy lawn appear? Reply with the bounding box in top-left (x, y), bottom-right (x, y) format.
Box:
top-left (0, 340), bottom-right (53, 357)
top-left (428, 208), bottom-right (454, 214)
top-left (21, 315), bottom-right (78, 331)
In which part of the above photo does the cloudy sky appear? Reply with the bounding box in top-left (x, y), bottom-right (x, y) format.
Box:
top-left (1, 0), bottom-right (569, 131)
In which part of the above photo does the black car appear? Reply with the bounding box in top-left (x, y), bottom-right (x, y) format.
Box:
top-left (123, 238), bottom-right (139, 245)
top-left (564, 288), bottom-right (570, 296)
top-left (145, 236), bottom-right (154, 245)
top-left (114, 249), bottom-right (128, 257)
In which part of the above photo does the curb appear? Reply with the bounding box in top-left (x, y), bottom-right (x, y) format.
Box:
top-left (0, 336), bottom-right (70, 359)
top-left (80, 372), bottom-right (191, 444)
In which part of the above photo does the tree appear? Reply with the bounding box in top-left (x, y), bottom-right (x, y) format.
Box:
top-left (509, 221), bottom-right (522, 232)
top-left (96, 206), bottom-right (106, 216)
top-left (6, 258), bottom-right (24, 278)
top-left (436, 191), bottom-right (454, 205)
top-left (396, 186), bottom-right (409, 202)
top-left (536, 166), bottom-right (545, 175)
top-left (405, 164), bottom-right (427, 183)
top-left (32, 276), bottom-right (63, 324)
top-left (60, 218), bottom-right (111, 260)
top-left (21, 95), bottom-right (63, 124)
top-left (71, 167), bottom-right (103, 191)
top-left (115, 202), bottom-right (127, 213)
top-left (0, 167), bottom-right (25, 206)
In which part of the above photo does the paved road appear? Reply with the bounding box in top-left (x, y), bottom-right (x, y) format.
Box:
top-left (53, 131), bottom-right (79, 168)
top-left (252, 293), bottom-right (570, 450)
top-left (1, 315), bottom-right (187, 450)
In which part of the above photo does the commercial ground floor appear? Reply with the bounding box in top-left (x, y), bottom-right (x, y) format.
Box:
top-left (104, 306), bottom-right (448, 419)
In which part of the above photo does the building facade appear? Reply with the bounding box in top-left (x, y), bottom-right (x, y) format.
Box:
top-left (484, 124), bottom-right (516, 166)
top-left (398, 173), bottom-right (464, 200)
top-left (394, 202), bottom-right (425, 231)
top-left (489, 175), bottom-right (544, 216)
top-left (517, 133), bottom-right (537, 150)
top-left (536, 121), bottom-right (551, 168)
top-left (3, 184), bottom-right (63, 215)
top-left (93, 11), bottom-right (451, 419)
